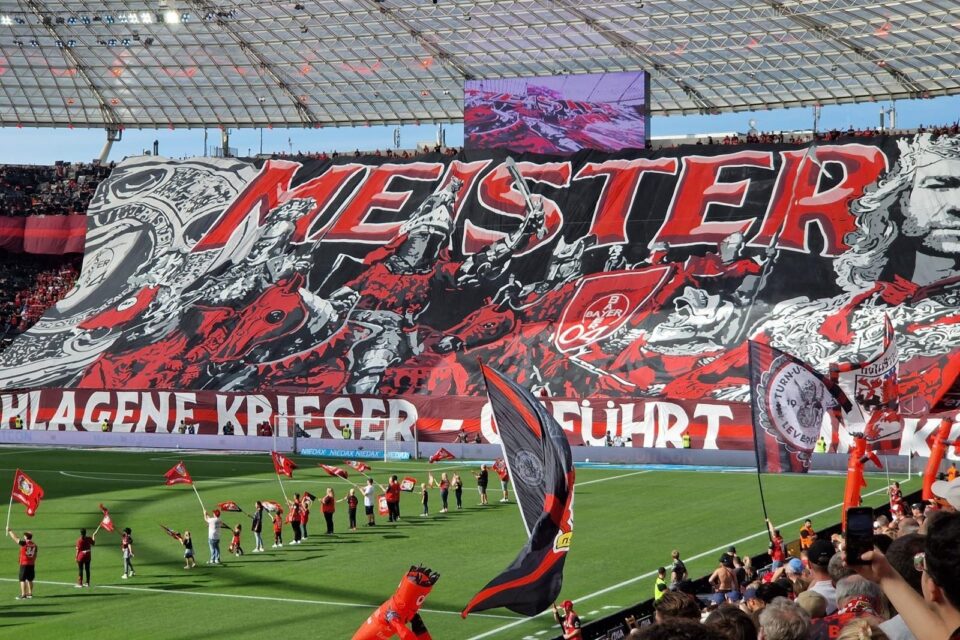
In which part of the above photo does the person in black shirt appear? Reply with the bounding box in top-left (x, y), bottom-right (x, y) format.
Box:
top-left (251, 501), bottom-right (264, 552)
top-left (473, 465), bottom-right (489, 505)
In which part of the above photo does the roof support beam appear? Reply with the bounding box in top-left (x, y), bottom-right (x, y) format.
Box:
top-left (185, 0), bottom-right (321, 125)
top-left (761, 0), bottom-right (926, 96)
top-left (21, 0), bottom-right (120, 127)
top-left (550, 0), bottom-right (720, 114)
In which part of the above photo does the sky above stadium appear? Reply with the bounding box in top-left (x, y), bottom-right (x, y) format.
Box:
top-left (0, 94), bottom-right (957, 165)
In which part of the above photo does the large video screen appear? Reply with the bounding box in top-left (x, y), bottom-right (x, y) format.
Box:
top-left (464, 71), bottom-right (649, 154)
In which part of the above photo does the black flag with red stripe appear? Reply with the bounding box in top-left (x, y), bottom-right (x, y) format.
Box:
top-left (462, 364), bottom-right (575, 618)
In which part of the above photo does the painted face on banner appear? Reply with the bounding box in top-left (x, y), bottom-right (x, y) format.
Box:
top-left (903, 153), bottom-right (960, 255)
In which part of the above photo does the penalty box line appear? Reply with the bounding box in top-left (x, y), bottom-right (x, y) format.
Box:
top-left (0, 578), bottom-right (518, 620)
top-left (464, 476), bottom-right (914, 640)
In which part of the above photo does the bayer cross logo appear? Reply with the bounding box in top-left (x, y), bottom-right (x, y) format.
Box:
top-left (513, 450), bottom-right (545, 488)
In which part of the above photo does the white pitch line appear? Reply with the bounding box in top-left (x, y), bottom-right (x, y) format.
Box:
top-left (576, 470), bottom-right (651, 487)
top-left (0, 577), bottom-right (517, 620)
top-left (464, 476), bottom-right (914, 640)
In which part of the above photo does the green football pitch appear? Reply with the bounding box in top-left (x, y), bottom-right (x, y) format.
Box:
top-left (0, 447), bottom-right (912, 640)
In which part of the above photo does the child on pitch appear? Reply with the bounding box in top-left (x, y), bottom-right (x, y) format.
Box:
top-left (121, 528), bottom-right (135, 579)
top-left (230, 523), bottom-right (244, 557)
top-left (420, 483), bottom-right (429, 517)
top-left (182, 531), bottom-right (196, 569)
top-left (271, 512), bottom-right (283, 548)
top-left (345, 488), bottom-right (358, 531)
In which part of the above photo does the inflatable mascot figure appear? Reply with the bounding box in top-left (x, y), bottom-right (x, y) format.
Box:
top-left (352, 565), bottom-right (440, 640)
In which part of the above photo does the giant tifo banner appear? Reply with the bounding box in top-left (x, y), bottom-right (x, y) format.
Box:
top-left (0, 136), bottom-right (959, 454)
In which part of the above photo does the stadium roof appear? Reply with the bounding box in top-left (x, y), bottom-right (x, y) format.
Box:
top-left (0, 0), bottom-right (957, 129)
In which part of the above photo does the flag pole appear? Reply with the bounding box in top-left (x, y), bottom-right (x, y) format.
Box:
top-left (93, 523), bottom-right (102, 536)
top-left (276, 474), bottom-right (289, 504)
top-left (192, 484), bottom-right (205, 511)
top-left (4, 493), bottom-right (12, 532)
top-left (746, 343), bottom-right (772, 535)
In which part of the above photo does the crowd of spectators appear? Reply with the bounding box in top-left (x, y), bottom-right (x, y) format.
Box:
top-left (0, 162), bottom-right (112, 217)
top-left (618, 481), bottom-right (960, 640)
top-left (679, 121), bottom-right (960, 149)
top-left (269, 144), bottom-right (463, 161)
top-left (0, 254), bottom-right (81, 345)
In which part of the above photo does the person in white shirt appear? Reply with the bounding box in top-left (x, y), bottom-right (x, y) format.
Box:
top-left (203, 509), bottom-right (224, 564)
top-left (805, 539), bottom-right (838, 614)
top-left (362, 478), bottom-right (382, 527)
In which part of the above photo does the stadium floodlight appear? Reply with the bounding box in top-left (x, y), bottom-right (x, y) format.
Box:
top-left (163, 10), bottom-right (179, 24)
top-left (140, 12), bottom-right (154, 23)
top-left (0, 16), bottom-right (12, 26)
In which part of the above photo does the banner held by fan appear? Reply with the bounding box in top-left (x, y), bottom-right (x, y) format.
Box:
top-left (271, 451), bottom-right (297, 502)
top-left (462, 364), bottom-right (575, 618)
top-left (163, 461), bottom-right (205, 511)
top-left (7, 469), bottom-right (44, 530)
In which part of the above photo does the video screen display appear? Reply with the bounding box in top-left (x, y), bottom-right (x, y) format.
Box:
top-left (464, 71), bottom-right (649, 154)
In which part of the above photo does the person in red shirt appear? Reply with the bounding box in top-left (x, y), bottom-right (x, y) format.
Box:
top-left (7, 529), bottom-right (37, 599)
top-left (386, 475), bottom-right (401, 522)
top-left (321, 488), bottom-right (336, 534)
top-left (343, 488), bottom-right (358, 531)
top-left (300, 499), bottom-right (310, 540)
top-left (766, 519), bottom-right (785, 569)
top-left (75, 527), bottom-right (96, 588)
top-left (552, 599), bottom-right (582, 639)
top-left (286, 494), bottom-right (303, 545)
top-left (271, 512), bottom-right (283, 548)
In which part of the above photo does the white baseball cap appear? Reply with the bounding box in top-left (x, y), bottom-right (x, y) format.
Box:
top-left (931, 478), bottom-right (960, 510)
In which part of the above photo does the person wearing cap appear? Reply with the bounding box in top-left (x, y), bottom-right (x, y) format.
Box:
top-left (851, 512), bottom-right (960, 640)
top-left (203, 509), bottom-right (224, 565)
top-left (7, 529), bottom-right (36, 599)
top-left (552, 599), bottom-right (582, 639)
top-left (806, 539), bottom-right (838, 614)
top-left (932, 477), bottom-right (960, 512)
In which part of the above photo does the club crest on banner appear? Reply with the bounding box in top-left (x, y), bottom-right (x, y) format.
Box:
top-left (554, 267), bottom-right (671, 353)
top-left (512, 449), bottom-right (545, 488)
top-left (17, 476), bottom-right (34, 496)
top-left (755, 355), bottom-right (833, 457)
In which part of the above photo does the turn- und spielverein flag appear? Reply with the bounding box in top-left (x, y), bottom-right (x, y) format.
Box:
top-left (318, 464), bottom-right (348, 479)
top-left (271, 451), bottom-right (297, 478)
top-left (344, 460), bottom-right (371, 473)
top-left (429, 448), bottom-right (456, 464)
top-left (262, 500), bottom-right (284, 514)
top-left (831, 314), bottom-right (903, 453)
top-left (462, 364), bottom-right (575, 618)
top-left (159, 524), bottom-right (183, 541)
top-left (98, 503), bottom-right (115, 532)
top-left (217, 501), bottom-right (242, 513)
top-left (163, 461), bottom-right (193, 485)
top-left (749, 341), bottom-right (852, 473)
top-left (11, 470), bottom-right (44, 517)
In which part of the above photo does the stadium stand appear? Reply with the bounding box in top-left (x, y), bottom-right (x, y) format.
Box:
top-left (0, 254), bottom-right (81, 343)
top-left (0, 162), bottom-right (112, 217)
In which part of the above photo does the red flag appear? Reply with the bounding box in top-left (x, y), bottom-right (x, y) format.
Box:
top-left (399, 476), bottom-right (417, 492)
top-left (303, 491), bottom-right (318, 504)
top-left (271, 451), bottom-right (296, 478)
top-left (159, 524), bottom-right (183, 541)
top-left (11, 470), bottom-right (44, 517)
top-left (319, 464), bottom-right (348, 479)
top-left (492, 458), bottom-right (510, 481)
top-left (429, 447), bottom-right (456, 464)
top-left (262, 500), bottom-right (284, 514)
top-left (163, 461), bottom-right (193, 485)
top-left (344, 460), bottom-right (371, 473)
top-left (217, 501), bottom-right (242, 513)
top-left (99, 503), bottom-right (115, 532)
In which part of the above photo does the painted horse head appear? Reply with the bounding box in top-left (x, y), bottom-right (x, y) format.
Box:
top-left (212, 273), bottom-right (311, 362)
top-left (434, 300), bottom-right (516, 353)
